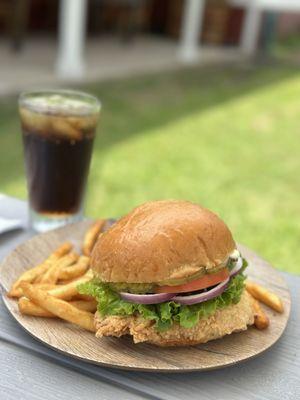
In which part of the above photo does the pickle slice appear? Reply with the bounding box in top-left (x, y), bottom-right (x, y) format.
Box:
top-left (108, 282), bottom-right (155, 294)
top-left (158, 265), bottom-right (227, 286)
top-left (107, 264), bottom-right (229, 293)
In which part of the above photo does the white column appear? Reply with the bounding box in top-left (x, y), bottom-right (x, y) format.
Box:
top-left (240, 1), bottom-right (261, 55)
top-left (178, 0), bottom-right (205, 63)
top-left (56, 0), bottom-right (87, 79)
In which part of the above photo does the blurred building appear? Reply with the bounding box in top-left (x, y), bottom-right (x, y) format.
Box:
top-left (0, 0), bottom-right (300, 92)
top-left (1, 1), bottom-right (300, 49)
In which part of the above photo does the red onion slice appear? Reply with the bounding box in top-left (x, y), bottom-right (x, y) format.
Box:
top-left (120, 292), bottom-right (174, 304)
top-left (229, 257), bottom-right (243, 277)
top-left (171, 278), bottom-right (229, 305)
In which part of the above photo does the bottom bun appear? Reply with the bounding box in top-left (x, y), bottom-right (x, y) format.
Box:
top-left (94, 290), bottom-right (255, 347)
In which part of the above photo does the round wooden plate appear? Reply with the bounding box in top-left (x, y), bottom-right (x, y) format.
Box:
top-left (0, 221), bottom-right (291, 372)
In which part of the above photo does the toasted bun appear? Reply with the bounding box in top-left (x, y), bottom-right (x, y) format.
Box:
top-left (91, 200), bottom-right (236, 283)
top-left (94, 290), bottom-right (255, 346)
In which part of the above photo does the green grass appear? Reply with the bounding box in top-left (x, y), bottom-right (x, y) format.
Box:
top-left (272, 32), bottom-right (300, 58)
top-left (0, 64), bottom-right (299, 274)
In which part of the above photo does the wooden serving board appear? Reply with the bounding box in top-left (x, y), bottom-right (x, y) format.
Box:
top-left (0, 221), bottom-right (291, 372)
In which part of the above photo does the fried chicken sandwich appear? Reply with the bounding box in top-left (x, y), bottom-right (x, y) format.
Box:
top-left (79, 200), bottom-right (255, 346)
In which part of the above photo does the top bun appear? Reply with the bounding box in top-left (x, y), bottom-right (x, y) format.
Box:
top-left (91, 200), bottom-right (236, 283)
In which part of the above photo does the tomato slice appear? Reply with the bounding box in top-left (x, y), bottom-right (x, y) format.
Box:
top-left (155, 268), bottom-right (229, 294)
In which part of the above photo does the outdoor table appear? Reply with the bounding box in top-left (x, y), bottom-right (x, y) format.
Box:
top-left (0, 194), bottom-right (299, 400)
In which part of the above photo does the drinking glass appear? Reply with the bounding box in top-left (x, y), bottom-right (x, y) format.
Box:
top-left (19, 90), bottom-right (101, 232)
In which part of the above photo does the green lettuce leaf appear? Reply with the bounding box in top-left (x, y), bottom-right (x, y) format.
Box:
top-left (78, 259), bottom-right (248, 331)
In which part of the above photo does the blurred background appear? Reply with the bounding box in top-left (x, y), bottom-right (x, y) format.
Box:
top-left (0, 0), bottom-right (299, 274)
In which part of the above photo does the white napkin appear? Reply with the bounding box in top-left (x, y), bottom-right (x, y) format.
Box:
top-left (0, 216), bottom-right (23, 235)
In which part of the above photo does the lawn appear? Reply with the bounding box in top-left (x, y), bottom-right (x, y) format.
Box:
top-left (0, 63), bottom-right (299, 274)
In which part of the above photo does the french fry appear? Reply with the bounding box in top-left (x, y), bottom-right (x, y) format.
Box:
top-left (11, 283), bottom-right (58, 298)
top-left (58, 256), bottom-right (90, 281)
top-left (48, 270), bottom-right (93, 300)
top-left (18, 297), bottom-right (55, 318)
top-left (34, 275), bottom-right (44, 284)
top-left (71, 293), bottom-right (94, 302)
top-left (8, 242), bottom-right (72, 298)
top-left (32, 283), bottom-right (58, 291)
top-left (246, 281), bottom-right (284, 313)
top-left (39, 253), bottom-right (79, 284)
top-left (251, 296), bottom-right (270, 330)
top-left (82, 220), bottom-right (105, 256)
top-left (20, 283), bottom-right (95, 332)
top-left (58, 277), bottom-right (79, 285)
top-left (70, 300), bottom-right (97, 313)
top-left (18, 297), bottom-right (97, 317)
top-left (49, 242), bottom-right (72, 257)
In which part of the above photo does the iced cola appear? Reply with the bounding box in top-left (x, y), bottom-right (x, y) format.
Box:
top-left (19, 90), bottom-right (100, 232)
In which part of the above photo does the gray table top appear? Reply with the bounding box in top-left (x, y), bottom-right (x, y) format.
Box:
top-left (0, 195), bottom-right (299, 400)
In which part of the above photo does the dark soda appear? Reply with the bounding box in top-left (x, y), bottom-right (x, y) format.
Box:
top-left (22, 130), bottom-right (94, 215)
top-left (19, 91), bottom-right (100, 229)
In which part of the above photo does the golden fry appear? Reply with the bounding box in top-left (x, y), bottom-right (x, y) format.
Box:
top-left (8, 242), bottom-right (72, 297)
top-left (18, 297), bottom-right (55, 318)
top-left (10, 283), bottom-right (57, 299)
top-left (18, 297), bottom-right (97, 317)
top-left (82, 220), bottom-right (105, 256)
top-left (48, 270), bottom-right (93, 300)
top-left (20, 283), bottom-right (95, 332)
top-left (70, 300), bottom-right (97, 313)
top-left (48, 242), bottom-right (73, 259)
top-left (58, 277), bottom-right (79, 285)
top-left (32, 283), bottom-right (58, 291)
top-left (246, 281), bottom-right (284, 313)
top-left (58, 256), bottom-right (90, 281)
top-left (71, 293), bottom-right (94, 302)
top-left (251, 296), bottom-right (270, 330)
top-left (39, 252), bottom-right (79, 284)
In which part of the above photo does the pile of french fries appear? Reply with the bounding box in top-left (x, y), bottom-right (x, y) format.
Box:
top-left (7, 220), bottom-right (105, 332)
top-left (245, 281), bottom-right (284, 330)
top-left (7, 218), bottom-right (284, 333)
